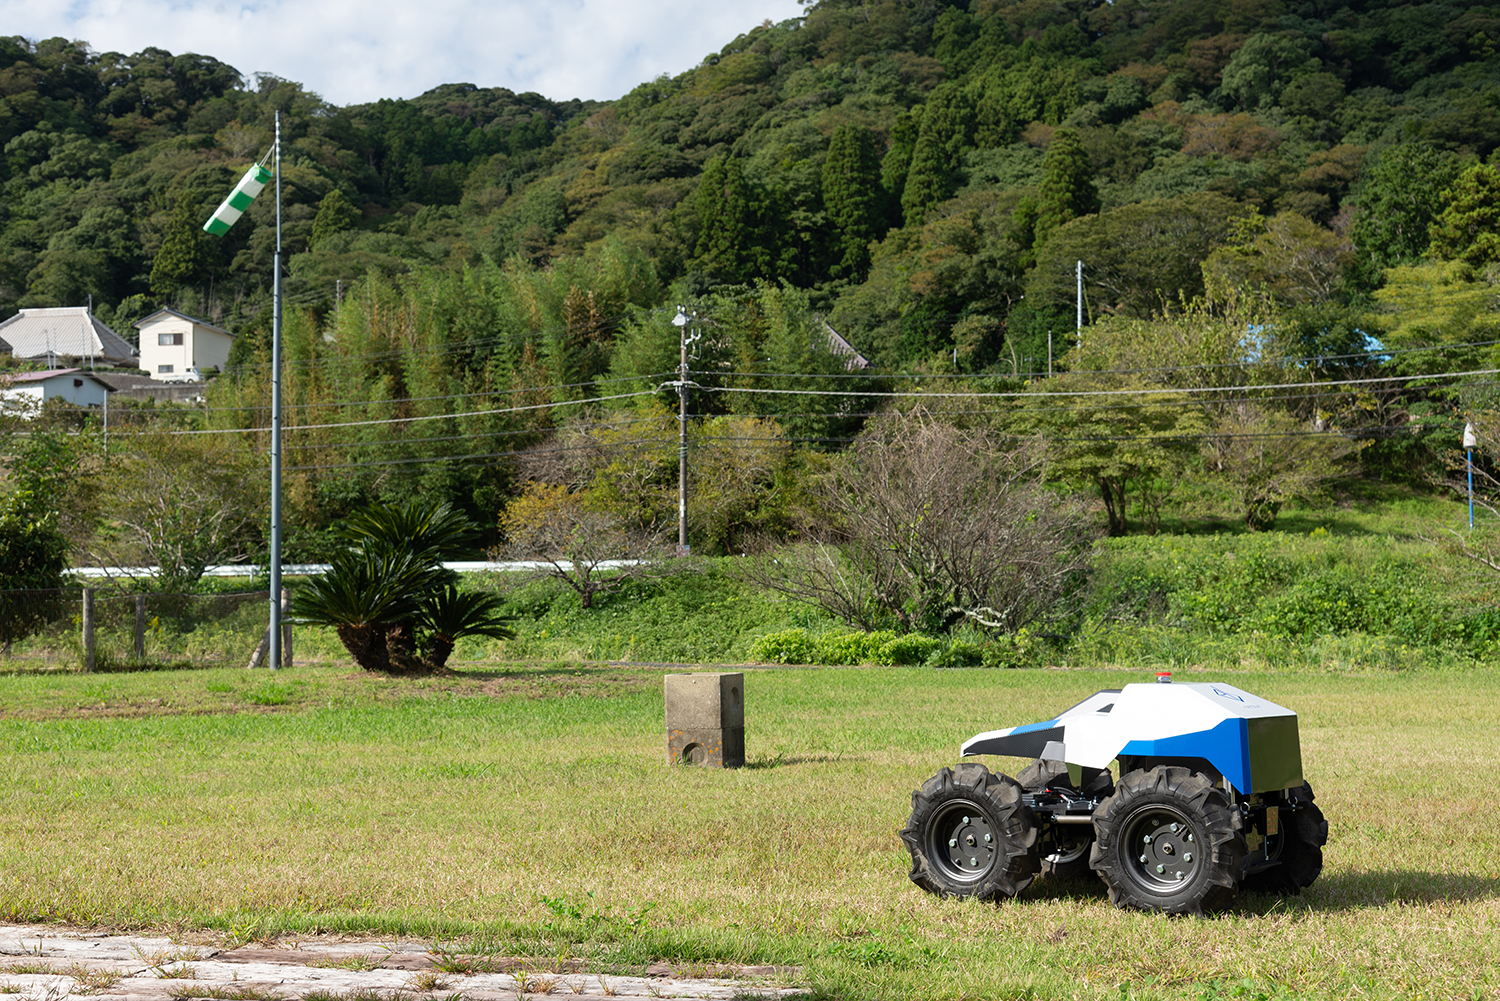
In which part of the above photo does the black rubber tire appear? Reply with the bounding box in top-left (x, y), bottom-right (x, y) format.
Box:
top-left (1090, 765), bottom-right (1246, 916)
top-left (901, 763), bottom-right (1040, 901)
top-left (1240, 782), bottom-right (1329, 895)
top-left (1016, 758), bottom-right (1112, 881)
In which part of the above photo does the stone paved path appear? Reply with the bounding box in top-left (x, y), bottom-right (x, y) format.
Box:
top-left (0, 926), bottom-right (805, 1001)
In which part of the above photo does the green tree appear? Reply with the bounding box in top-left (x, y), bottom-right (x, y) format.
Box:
top-left (901, 86), bottom-right (974, 227)
top-left (1031, 128), bottom-right (1100, 251)
top-left (1201, 210), bottom-right (1353, 308)
top-left (1350, 143), bottom-right (1464, 283)
top-left (822, 124), bottom-right (884, 278)
top-left (90, 430), bottom-right (265, 592)
top-left (1428, 163), bottom-right (1500, 268)
top-left (1028, 192), bottom-right (1250, 317)
top-left (308, 188), bottom-right (362, 251)
top-left (148, 192), bottom-right (214, 300)
top-left (692, 155), bottom-right (763, 284)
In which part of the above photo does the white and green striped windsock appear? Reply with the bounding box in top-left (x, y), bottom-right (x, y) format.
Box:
top-left (203, 162), bottom-right (273, 236)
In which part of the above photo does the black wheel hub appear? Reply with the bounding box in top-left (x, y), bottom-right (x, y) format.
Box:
top-left (928, 800), bottom-right (997, 881)
top-left (1122, 807), bottom-right (1201, 891)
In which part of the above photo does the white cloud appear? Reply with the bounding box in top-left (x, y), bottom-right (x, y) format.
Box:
top-left (0, 0), bottom-right (806, 105)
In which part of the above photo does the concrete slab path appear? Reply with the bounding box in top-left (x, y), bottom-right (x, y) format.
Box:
top-left (0, 925), bottom-right (805, 1001)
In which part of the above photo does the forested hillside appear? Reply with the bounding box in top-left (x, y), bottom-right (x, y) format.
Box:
top-left (3, 0), bottom-right (1500, 571)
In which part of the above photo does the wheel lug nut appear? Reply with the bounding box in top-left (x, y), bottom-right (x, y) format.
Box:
top-left (1139, 854), bottom-right (1148, 863)
top-left (1176, 871), bottom-right (1184, 880)
top-left (963, 816), bottom-right (971, 824)
top-left (1143, 835), bottom-right (1152, 844)
top-left (1184, 853), bottom-right (1193, 862)
top-left (1186, 833), bottom-right (1194, 842)
top-left (1156, 864), bottom-right (1165, 874)
top-left (949, 839), bottom-right (957, 848)
top-left (970, 857), bottom-right (978, 866)
top-left (984, 834), bottom-right (992, 843)
top-left (1170, 823), bottom-right (1180, 833)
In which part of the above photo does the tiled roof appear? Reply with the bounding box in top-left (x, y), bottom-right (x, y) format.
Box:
top-left (0, 307), bottom-right (138, 363)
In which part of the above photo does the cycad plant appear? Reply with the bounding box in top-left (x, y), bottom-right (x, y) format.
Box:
top-left (290, 500), bottom-right (513, 673)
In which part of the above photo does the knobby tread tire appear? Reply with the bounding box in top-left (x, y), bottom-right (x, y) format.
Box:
top-left (1090, 765), bottom-right (1245, 916)
top-left (1240, 782), bottom-right (1329, 895)
top-left (901, 763), bottom-right (1041, 901)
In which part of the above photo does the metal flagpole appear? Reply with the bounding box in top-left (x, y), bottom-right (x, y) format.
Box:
top-left (269, 111), bottom-right (283, 670)
top-left (200, 116), bottom-right (280, 667)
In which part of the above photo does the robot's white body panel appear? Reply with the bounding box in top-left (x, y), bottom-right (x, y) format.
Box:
top-left (961, 682), bottom-right (1303, 794)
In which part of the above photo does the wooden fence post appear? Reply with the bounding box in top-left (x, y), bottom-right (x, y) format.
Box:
top-left (134, 594), bottom-right (146, 661)
top-left (280, 589), bottom-right (293, 668)
top-left (82, 588), bottom-right (95, 673)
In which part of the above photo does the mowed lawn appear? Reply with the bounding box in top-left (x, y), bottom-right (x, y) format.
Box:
top-left (2, 663), bottom-right (1497, 1000)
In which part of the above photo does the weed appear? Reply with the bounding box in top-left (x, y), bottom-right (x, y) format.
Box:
top-left (133, 945), bottom-right (202, 974)
top-left (306, 956), bottom-right (384, 972)
top-left (60, 964), bottom-right (123, 995)
top-left (246, 682), bottom-right (297, 706)
top-left (2, 962), bottom-right (56, 975)
top-left (165, 985), bottom-right (284, 1001)
top-left (596, 975), bottom-right (617, 997)
top-left (539, 893), bottom-right (656, 938)
top-left (302, 991), bottom-right (411, 1001)
top-left (402, 972), bottom-right (449, 993)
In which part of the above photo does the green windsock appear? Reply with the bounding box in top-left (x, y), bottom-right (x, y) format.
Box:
top-left (203, 162), bottom-right (273, 236)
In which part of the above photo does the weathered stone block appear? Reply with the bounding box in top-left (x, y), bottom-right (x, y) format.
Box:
top-left (663, 672), bottom-right (744, 729)
top-left (667, 726), bottom-right (745, 768)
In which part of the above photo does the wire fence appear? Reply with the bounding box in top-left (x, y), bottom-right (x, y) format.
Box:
top-left (0, 588), bottom-right (288, 673)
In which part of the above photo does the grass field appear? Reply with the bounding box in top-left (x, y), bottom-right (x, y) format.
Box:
top-left (2, 661), bottom-right (1497, 1000)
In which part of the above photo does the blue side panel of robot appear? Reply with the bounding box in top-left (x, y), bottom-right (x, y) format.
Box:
top-left (1119, 717), bottom-right (1252, 792)
top-left (1009, 719), bottom-right (1061, 735)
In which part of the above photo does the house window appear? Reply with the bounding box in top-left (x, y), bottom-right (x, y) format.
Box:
top-left (158, 332), bottom-right (184, 345)
top-left (158, 364), bottom-right (174, 374)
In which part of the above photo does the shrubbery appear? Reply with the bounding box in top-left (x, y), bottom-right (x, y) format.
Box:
top-left (746, 627), bottom-right (1042, 668)
top-left (1082, 531), bottom-right (1494, 658)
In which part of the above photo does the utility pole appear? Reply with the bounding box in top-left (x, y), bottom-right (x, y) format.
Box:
top-left (671, 306), bottom-right (700, 556)
top-left (1076, 259), bottom-right (1084, 350)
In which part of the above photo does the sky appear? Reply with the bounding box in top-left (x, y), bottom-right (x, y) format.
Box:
top-left (1, 0), bottom-right (809, 106)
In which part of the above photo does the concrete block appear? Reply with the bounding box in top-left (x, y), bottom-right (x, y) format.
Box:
top-left (664, 672), bottom-right (744, 729)
top-left (667, 726), bottom-right (745, 768)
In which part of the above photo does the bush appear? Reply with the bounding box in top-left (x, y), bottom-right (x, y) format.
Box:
top-left (749, 628), bottom-right (818, 664)
top-left (815, 630), bottom-right (897, 665)
top-left (877, 633), bottom-right (942, 665)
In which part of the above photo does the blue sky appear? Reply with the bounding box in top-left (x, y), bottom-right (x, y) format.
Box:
top-left (1, 0), bottom-right (808, 105)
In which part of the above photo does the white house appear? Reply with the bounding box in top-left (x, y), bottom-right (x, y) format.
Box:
top-left (134, 308), bottom-right (234, 382)
top-left (0, 368), bottom-right (113, 411)
top-left (0, 307), bottom-right (137, 367)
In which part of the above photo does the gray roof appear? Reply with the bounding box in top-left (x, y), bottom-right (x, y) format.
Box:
top-left (134, 307), bottom-right (234, 339)
top-left (0, 307), bottom-right (138, 364)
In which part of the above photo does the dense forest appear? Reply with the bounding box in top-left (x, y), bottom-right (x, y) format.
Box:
top-left (3, 0), bottom-right (1500, 577)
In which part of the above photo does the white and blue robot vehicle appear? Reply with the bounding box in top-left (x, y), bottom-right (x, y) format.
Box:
top-left (901, 675), bottom-right (1328, 915)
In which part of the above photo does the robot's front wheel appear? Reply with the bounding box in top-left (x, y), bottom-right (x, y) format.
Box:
top-left (901, 763), bottom-right (1040, 901)
top-left (1090, 765), bottom-right (1246, 915)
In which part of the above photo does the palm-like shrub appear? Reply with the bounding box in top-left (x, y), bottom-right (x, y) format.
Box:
top-left (291, 500), bottom-right (513, 673)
